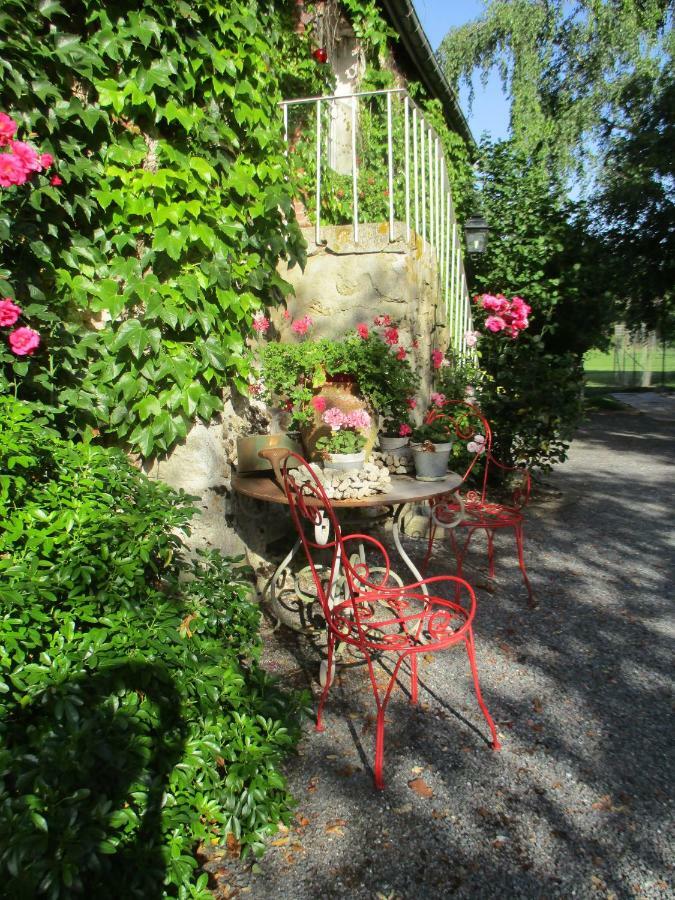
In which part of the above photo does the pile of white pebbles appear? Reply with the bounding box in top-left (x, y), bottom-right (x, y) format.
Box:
top-left (293, 461), bottom-right (392, 500)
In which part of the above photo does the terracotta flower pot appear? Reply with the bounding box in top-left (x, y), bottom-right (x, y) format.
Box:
top-left (301, 377), bottom-right (377, 461)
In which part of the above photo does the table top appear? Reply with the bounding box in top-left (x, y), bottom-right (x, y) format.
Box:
top-left (232, 471), bottom-right (462, 508)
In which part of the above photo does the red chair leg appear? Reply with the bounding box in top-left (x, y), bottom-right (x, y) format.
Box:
top-left (464, 628), bottom-right (501, 750)
top-left (316, 633), bottom-right (335, 733)
top-left (409, 653), bottom-right (418, 705)
top-left (374, 706), bottom-right (386, 790)
top-left (513, 523), bottom-right (536, 607)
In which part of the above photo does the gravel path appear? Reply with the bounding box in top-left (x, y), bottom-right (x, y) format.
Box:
top-left (216, 409), bottom-right (674, 899)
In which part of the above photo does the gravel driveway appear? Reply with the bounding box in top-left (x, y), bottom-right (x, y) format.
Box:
top-left (216, 409), bottom-right (674, 899)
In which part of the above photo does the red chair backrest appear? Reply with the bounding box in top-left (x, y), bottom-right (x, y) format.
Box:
top-left (425, 401), bottom-right (493, 501)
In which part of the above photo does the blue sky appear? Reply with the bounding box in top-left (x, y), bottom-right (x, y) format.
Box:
top-left (413, 0), bottom-right (510, 142)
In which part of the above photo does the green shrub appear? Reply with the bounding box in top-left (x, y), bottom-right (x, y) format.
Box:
top-left (0, 398), bottom-right (305, 898)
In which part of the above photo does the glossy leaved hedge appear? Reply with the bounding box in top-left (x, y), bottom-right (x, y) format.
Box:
top-left (0, 398), bottom-right (306, 897)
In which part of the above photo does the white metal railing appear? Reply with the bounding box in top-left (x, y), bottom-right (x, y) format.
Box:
top-left (279, 88), bottom-right (474, 356)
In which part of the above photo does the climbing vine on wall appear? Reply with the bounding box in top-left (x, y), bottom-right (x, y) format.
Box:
top-left (0, 0), bottom-right (324, 457)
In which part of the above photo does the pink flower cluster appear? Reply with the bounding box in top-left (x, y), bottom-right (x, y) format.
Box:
top-left (252, 310), bottom-right (270, 333)
top-left (431, 349), bottom-right (446, 370)
top-left (399, 423), bottom-right (412, 437)
top-left (467, 434), bottom-right (486, 455)
top-left (0, 298), bottom-right (40, 356)
top-left (291, 314), bottom-right (313, 336)
top-left (430, 392), bottom-right (446, 407)
top-left (475, 293), bottom-right (531, 339)
top-left (0, 113), bottom-right (56, 188)
top-left (322, 406), bottom-right (371, 431)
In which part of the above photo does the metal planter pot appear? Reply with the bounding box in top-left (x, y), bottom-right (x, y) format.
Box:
top-left (411, 441), bottom-right (452, 481)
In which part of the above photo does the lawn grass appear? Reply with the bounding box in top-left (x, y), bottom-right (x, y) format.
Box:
top-left (584, 344), bottom-right (675, 390)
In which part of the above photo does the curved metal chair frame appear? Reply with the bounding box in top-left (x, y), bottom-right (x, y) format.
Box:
top-left (267, 450), bottom-right (500, 791)
top-left (423, 402), bottom-right (535, 606)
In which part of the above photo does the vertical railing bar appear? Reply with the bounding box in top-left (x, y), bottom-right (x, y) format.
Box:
top-left (436, 141), bottom-right (442, 260)
top-left (439, 177), bottom-right (445, 292)
top-left (449, 222), bottom-right (456, 325)
top-left (351, 94), bottom-right (359, 244)
top-left (315, 99), bottom-right (321, 246)
top-left (404, 95), bottom-right (410, 242)
top-left (421, 119), bottom-right (426, 243)
top-left (428, 127), bottom-right (434, 250)
top-left (461, 272), bottom-right (469, 355)
top-left (454, 241), bottom-right (462, 353)
top-left (413, 105), bottom-right (419, 237)
top-left (444, 195), bottom-right (451, 315)
top-left (387, 91), bottom-right (394, 242)
top-left (283, 103), bottom-right (288, 150)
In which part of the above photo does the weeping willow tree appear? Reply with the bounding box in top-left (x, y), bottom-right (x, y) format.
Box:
top-left (438, 0), bottom-right (672, 176)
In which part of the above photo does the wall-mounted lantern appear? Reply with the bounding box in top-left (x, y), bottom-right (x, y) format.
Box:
top-left (464, 214), bottom-right (490, 255)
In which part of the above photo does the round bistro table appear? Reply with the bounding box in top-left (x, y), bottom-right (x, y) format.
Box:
top-left (232, 470), bottom-right (464, 602)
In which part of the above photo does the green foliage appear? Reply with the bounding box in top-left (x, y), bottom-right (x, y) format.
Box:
top-left (0, 0), bottom-right (320, 458)
top-left (0, 397), bottom-right (305, 897)
top-left (316, 427), bottom-right (366, 455)
top-left (260, 333), bottom-right (419, 430)
top-left (438, 0), bottom-right (671, 175)
top-left (411, 422), bottom-right (450, 445)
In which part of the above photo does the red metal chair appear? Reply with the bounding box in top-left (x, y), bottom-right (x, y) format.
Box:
top-left (422, 401), bottom-right (535, 606)
top-left (264, 449), bottom-right (500, 791)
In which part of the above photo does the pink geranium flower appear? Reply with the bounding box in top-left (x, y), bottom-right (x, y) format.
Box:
top-left (311, 395), bottom-right (327, 413)
top-left (356, 323), bottom-right (369, 339)
top-left (430, 392), bottom-right (446, 407)
top-left (465, 330), bottom-right (480, 348)
top-left (431, 349), bottom-right (445, 369)
top-left (0, 153), bottom-right (28, 187)
top-left (291, 314), bottom-right (313, 336)
top-left (10, 141), bottom-right (42, 174)
top-left (373, 314), bottom-right (392, 326)
top-left (344, 408), bottom-right (371, 429)
top-left (399, 423), bottom-right (412, 437)
top-left (252, 310), bottom-right (270, 333)
top-left (282, 308), bottom-right (291, 320)
top-left (395, 345), bottom-right (406, 360)
top-left (384, 326), bottom-right (399, 346)
top-left (0, 113), bottom-right (17, 146)
top-left (0, 297), bottom-right (21, 327)
top-left (485, 315), bottom-right (506, 333)
top-left (322, 406), bottom-right (345, 430)
top-left (9, 326), bottom-right (40, 356)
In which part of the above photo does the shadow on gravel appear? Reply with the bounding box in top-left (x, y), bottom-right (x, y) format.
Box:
top-left (247, 411), bottom-right (674, 898)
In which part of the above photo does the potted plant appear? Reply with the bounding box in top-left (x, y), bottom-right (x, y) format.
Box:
top-left (315, 406), bottom-right (371, 471)
top-left (410, 421), bottom-right (453, 481)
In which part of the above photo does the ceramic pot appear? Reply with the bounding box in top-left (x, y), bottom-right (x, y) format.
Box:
top-left (236, 433), bottom-right (302, 474)
top-left (323, 450), bottom-right (365, 472)
top-left (411, 441), bottom-right (452, 481)
top-left (379, 435), bottom-right (410, 452)
top-left (301, 377), bottom-right (377, 461)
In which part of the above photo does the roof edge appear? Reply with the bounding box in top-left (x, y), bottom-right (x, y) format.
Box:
top-left (378, 0), bottom-right (476, 152)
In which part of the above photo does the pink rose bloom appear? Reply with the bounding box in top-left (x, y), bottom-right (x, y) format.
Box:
top-left (406, 397), bottom-right (417, 409)
top-left (50, 175), bottom-right (62, 186)
top-left (322, 406), bottom-right (345, 430)
top-left (430, 392), bottom-right (446, 407)
top-left (291, 314), bottom-right (313, 336)
top-left (510, 297), bottom-right (531, 317)
top-left (344, 408), bottom-right (371, 429)
top-left (431, 349), bottom-right (445, 369)
top-left (40, 153), bottom-right (54, 169)
top-left (10, 141), bottom-right (42, 174)
top-left (481, 293), bottom-right (509, 314)
top-left (252, 311), bottom-right (270, 333)
top-left (0, 153), bottom-right (28, 187)
top-left (399, 423), bottom-right (412, 437)
top-left (0, 297), bottom-right (21, 327)
top-left (467, 434), bottom-right (486, 455)
top-left (356, 323), bottom-right (369, 339)
top-left (465, 330), bottom-right (480, 348)
top-left (485, 315), bottom-right (506, 333)
top-left (0, 113), bottom-right (17, 146)
top-left (384, 326), bottom-right (399, 346)
top-left (9, 326), bottom-right (40, 356)
top-left (311, 395), bottom-right (327, 413)
top-left (395, 345), bottom-right (406, 360)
